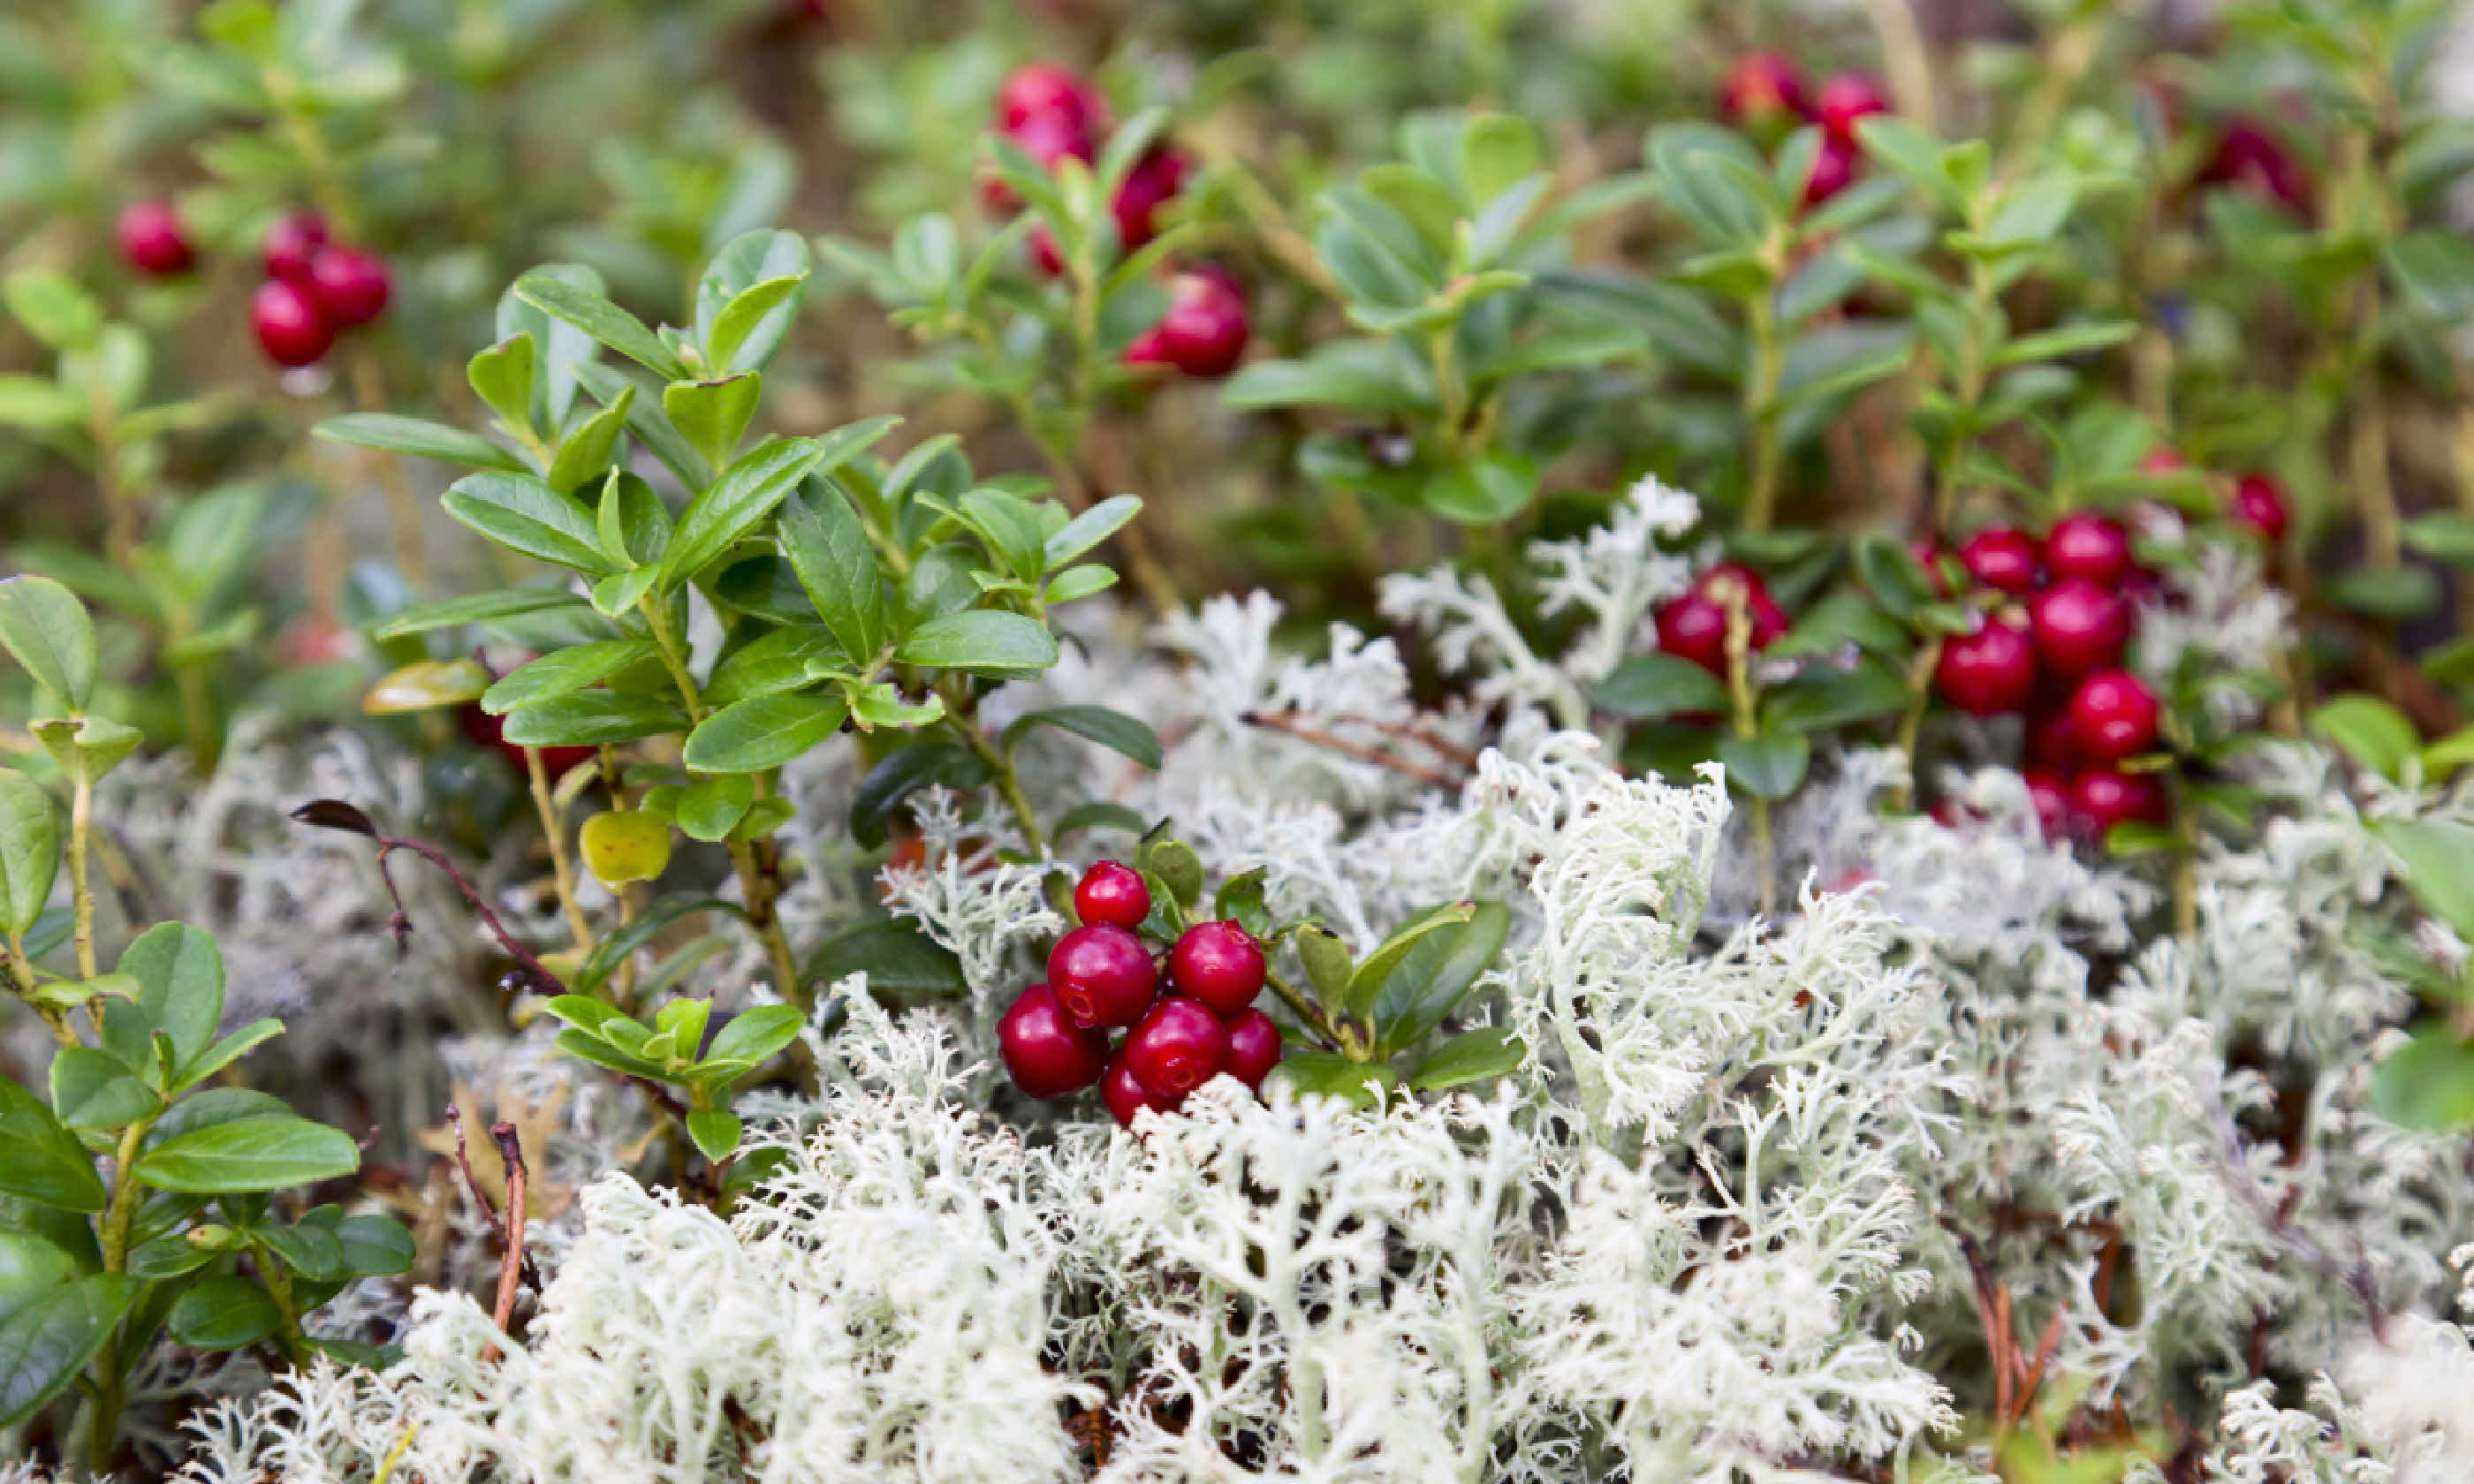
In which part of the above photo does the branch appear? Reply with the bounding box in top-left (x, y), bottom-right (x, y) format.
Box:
top-left (289, 801), bottom-right (569, 996)
top-left (484, 1121), bottom-right (527, 1365)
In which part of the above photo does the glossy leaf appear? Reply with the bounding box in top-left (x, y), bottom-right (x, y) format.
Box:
top-left (0, 1079), bottom-right (105, 1212)
top-left (0, 575), bottom-right (95, 711)
top-left (659, 437), bottom-right (830, 588)
top-left (1002, 706), bottom-right (1162, 769)
top-left (0, 1273), bottom-right (134, 1427)
top-left (442, 473), bottom-right (611, 574)
top-left (778, 481), bottom-right (887, 665)
top-left (167, 1276), bottom-right (280, 1351)
top-left (315, 413), bottom-right (526, 473)
top-left (0, 770), bottom-right (57, 937)
top-left (1408, 1026), bottom-right (1527, 1092)
top-left (133, 1115), bottom-right (360, 1194)
top-left (893, 610), bottom-right (1059, 676)
top-left (682, 692), bottom-right (850, 774)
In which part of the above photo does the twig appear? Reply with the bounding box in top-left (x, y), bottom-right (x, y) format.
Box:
top-left (483, 1121), bottom-right (527, 1365)
top-left (445, 1107), bottom-right (542, 1297)
top-left (292, 802), bottom-right (570, 996)
top-left (1239, 711), bottom-right (1465, 790)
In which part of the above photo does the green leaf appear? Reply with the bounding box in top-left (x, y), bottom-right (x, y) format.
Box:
top-left (2368, 1025), bottom-right (2474, 1132)
top-left (545, 383), bottom-right (636, 493)
top-left (512, 271), bottom-right (687, 379)
top-left (442, 473), bottom-right (611, 574)
top-left (2373, 818), bottom-right (2474, 946)
top-left (1345, 903), bottom-right (1476, 1027)
top-left (481, 640), bottom-right (658, 716)
top-left (1042, 494), bottom-right (1143, 571)
top-left (0, 770), bottom-right (57, 937)
top-left (685, 1109), bottom-right (743, 1163)
top-left (2385, 229), bottom-right (2474, 322)
top-left (571, 896), bottom-right (747, 996)
top-left (171, 1020), bottom-right (284, 1094)
top-left (2, 270), bottom-right (100, 352)
top-left (49, 1049), bottom-right (159, 1131)
top-left (1270, 1051), bottom-right (1400, 1109)
top-left (1408, 1026), bottom-right (1527, 1092)
top-left (1295, 926), bottom-right (1355, 1007)
top-left (707, 1004), bottom-right (805, 1068)
top-left (167, 1276), bottom-right (280, 1350)
top-left (660, 437), bottom-right (832, 589)
top-left (2311, 695), bottom-right (2420, 783)
top-left (0, 1273), bottom-right (135, 1427)
top-left (1992, 320), bottom-right (2136, 369)
top-left (334, 1215), bottom-right (416, 1277)
top-left (1719, 730), bottom-right (1811, 801)
top-left (32, 716), bottom-right (141, 786)
top-left (314, 413), bottom-right (526, 473)
top-left (669, 775), bottom-right (751, 844)
top-left (849, 742), bottom-right (994, 849)
top-left (682, 692), bottom-right (850, 774)
top-left (1762, 659), bottom-right (1909, 734)
top-left (500, 693), bottom-right (688, 748)
top-left (1423, 453), bottom-right (1537, 525)
top-left (467, 334), bottom-right (537, 436)
top-left (1002, 706), bottom-right (1162, 769)
top-left (778, 482), bottom-right (887, 666)
top-left (696, 229), bottom-right (813, 375)
top-left (118, 921), bottom-right (224, 1071)
top-left (2403, 513), bottom-right (2474, 565)
top-left (894, 610), bottom-right (1059, 677)
top-left (134, 1115), bottom-right (360, 1194)
top-left (1594, 655), bottom-right (1726, 722)
top-left (0, 377), bottom-right (80, 432)
top-left (0, 1079), bottom-right (105, 1211)
top-left (704, 626), bottom-right (849, 708)
top-left (0, 575), bottom-right (95, 711)
top-left (2326, 565), bottom-right (2440, 622)
top-left (367, 587), bottom-right (594, 640)
top-left (1369, 900), bottom-right (1512, 1054)
top-left (257, 1221), bottom-right (348, 1283)
top-left (807, 919), bottom-right (967, 998)
top-left (664, 375), bottom-right (762, 473)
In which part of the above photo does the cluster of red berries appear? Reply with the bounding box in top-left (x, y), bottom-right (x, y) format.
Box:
top-left (248, 213), bottom-right (391, 367)
top-left (998, 860), bottom-right (1281, 1125)
top-left (1718, 53), bottom-right (1890, 208)
top-left (985, 63), bottom-right (1248, 379)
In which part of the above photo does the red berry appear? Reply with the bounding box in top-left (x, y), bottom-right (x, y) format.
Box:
top-left (2024, 769), bottom-right (2071, 841)
top-left (251, 278), bottom-right (334, 367)
top-left (2228, 473), bottom-right (2290, 542)
top-left (1655, 563), bottom-right (1789, 676)
top-left (998, 983), bottom-right (1111, 1097)
top-left (1102, 1054), bottom-right (1172, 1126)
top-left (2201, 119), bottom-right (2312, 218)
top-left (456, 702), bottom-right (594, 779)
top-left (1121, 996), bottom-right (1230, 1100)
top-left (1935, 617), bottom-right (2038, 716)
top-left (2066, 670), bottom-right (2161, 762)
top-left (1146, 266), bottom-right (1249, 378)
top-left (1111, 148), bottom-right (1188, 252)
top-left (998, 62), bottom-right (1106, 133)
top-left (1074, 859), bottom-right (1151, 930)
top-left (1046, 923), bottom-right (1158, 1029)
top-left (2029, 578), bottom-right (2129, 679)
top-left (1719, 52), bottom-right (1809, 129)
top-left (1959, 527), bottom-right (2041, 596)
top-left (1222, 1008), bottom-right (1281, 1090)
top-left (262, 212), bottom-right (329, 285)
top-left (1815, 72), bottom-right (1891, 140)
top-left (116, 201), bottom-right (194, 276)
top-left (1168, 920), bottom-right (1265, 1017)
top-left (306, 246), bottom-right (391, 327)
top-left (2025, 706), bottom-right (2080, 770)
top-left (1801, 132), bottom-right (1860, 208)
top-left (2069, 767), bottom-right (2167, 837)
top-left (2044, 512), bottom-right (2133, 587)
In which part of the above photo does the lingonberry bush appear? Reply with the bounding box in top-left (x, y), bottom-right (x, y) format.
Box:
top-left (9, 0), bottom-right (2474, 1479)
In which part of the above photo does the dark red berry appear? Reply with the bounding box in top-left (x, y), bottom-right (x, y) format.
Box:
top-left (1111, 148), bottom-right (1188, 252)
top-left (1959, 527), bottom-right (2041, 596)
top-left (1122, 996), bottom-right (1230, 1100)
top-left (251, 278), bottom-right (334, 367)
top-left (998, 62), bottom-right (1106, 133)
top-left (1103, 1054), bottom-right (1172, 1126)
top-left (2066, 670), bottom-right (2160, 762)
top-left (2044, 512), bottom-right (2133, 587)
top-left (306, 246), bottom-right (390, 327)
top-left (1145, 266), bottom-right (1249, 378)
top-left (262, 212), bottom-right (329, 286)
top-left (1168, 920), bottom-right (1265, 1017)
top-left (1935, 617), bottom-right (2038, 716)
top-left (1046, 923), bottom-right (1158, 1029)
top-left (1074, 859), bottom-right (1150, 930)
top-left (1815, 72), bottom-right (1891, 140)
top-left (2024, 769), bottom-right (2071, 841)
top-left (1719, 52), bottom-right (1809, 130)
top-left (2070, 767), bottom-right (2167, 837)
top-left (2028, 578), bottom-right (2129, 679)
top-left (1802, 132), bottom-right (1860, 208)
top-left (998, 983), bottom-right (1111, 1097)
top-left (116, 201), bottom-right (194, 276)
top-left (1655, 563), bottom-right (1789, 676)
top-left (2025, 706), bottom-right (2080, 770)
top-left (457, 703), bottom-right (593, 779)
top-left (2201, 119), bottom-right (2312, 218)
top-left (2228, 473), bottom-right (2289, 542)
top-left (1222, 1008), bottom-right (1281, 1090)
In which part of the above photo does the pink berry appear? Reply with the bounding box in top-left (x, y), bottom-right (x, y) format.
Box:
top-left (2070, 767), bottom-right (2167, 837)
top-left (1122, 996), bottom-right (1230, 1100)
top-left (1935, 617), bottom-right (2038, 716)
top-left (1719, 52), bottom-right (1809, 129)
top-left (1815, 72), bottom-right (1891, 140)
top-left (1147, 266), bottom-right (1249, 378)
top-left (2044, 512), bottom-right (2133, 587)
top-left (1111, 147), bottom-right (1188, 252)
top-left (306, 246), bottom-right (391, 326)
top-left (1046, 923), bottom-right (1157, 1029)
top-left (1959, 526), bottom-right (2042, 596)
top-left (1222, 1008), bottom-right (1281, 1090)
top-left (1074, 859), bottom-right (1150, 930)
top-left (2228, 473), bottom-right (2290, 542)
top-left (997, 983), bottom-right (1111, 1098)
top-left (251, 278), bottom-right (333, 367)
top-left (1168, 920), bottom-right (1265, 1017)
top-left (262, 212), bottom-right (329, 286)
top-left (1802, 132), bottom-right (1860, 208)
top-left (998, 62), bottom-right (1106, 134)
top-left (2066, 670), bottom-right (2161, 762)
top-left (1102, 1055), bottom-right (1172, 1126)
top-left (1655, 563), bottom-right (1789, 677)
top-left (116, 201), bottom-right (194, 276)
top-left (2029, 578), bottom-right (2129, 680)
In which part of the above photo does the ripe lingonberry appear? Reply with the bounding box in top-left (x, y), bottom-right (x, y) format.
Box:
top-left (1222, 1008), bottom-right (1281, 1090)
top-left (1719, 52), bottom-right (1809, 131)
top-left (2067, 670), bottom-right (2161, 762)
top-left (2228, 473), bottom-right (2290, 542)
top-left (2070, 767), bottom-right (2167, 837)
top-left (2201, 119), bottom-right (2312, 218)
top-left (2023, 769), bottom-right (2071, 841)
top-left (1121, 996), bottom-right (1230, 1100)
top-left (998, 983), bottom-right (1111, 1097)
top-left (1111, 148), bottom-right (1188, 252)
top-left (1102, 1055), bottom-right (1172, 1127)
top-left (116, 201), bottom-right (194, 276)
top-left (1959, 527), bottom-right (2041, 596)
top-left (2044, 512), bottom-right (2133, 587)
top-left (2025, 705), bottom-right (2079, 770)
top-left (1815, 72), bottom-right (1891, 140)
top-left (998, 62), bottom-right (1106, 134)
top-left (262, 212), bottom-right (329, 286)
top-left (307, 246), bottom-right (391, 327)
top-left (1137, 267), bottom-right (1248, 378)
top-left (1169, 920), bottom-right (1265, 1017)
top-left (1802, 132), bottom-right (1860, 208)
top-left (1655, 563), bottom-right (1788, 676)
top-left (1074, 859), bottom-right (1151, 930)
top-left (1934, 617), bottom-right (2037, 716)
top-left (251, 279), bottom-right (334, 367)
top-left (1046, 923), bottom-right (1158, 1029)
top-left (2028, 578), bottom-right (2129, 679)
